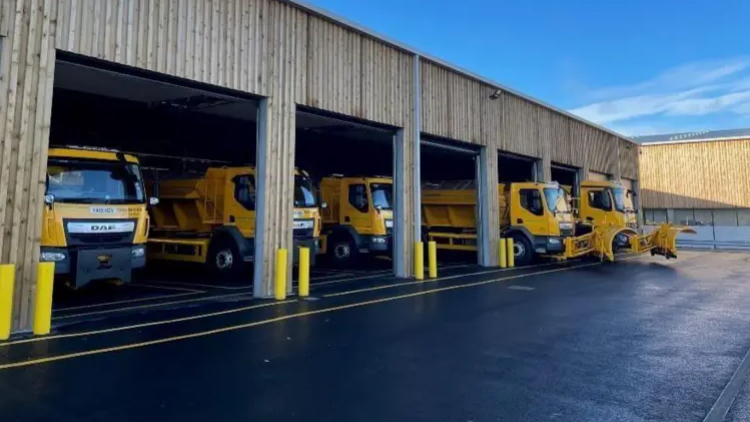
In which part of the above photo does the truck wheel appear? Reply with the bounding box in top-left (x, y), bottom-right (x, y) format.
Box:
top-left (209, 238), bottom-right (244, 278)
top-left (510, 234), bottom-right (533, 266)
top-left (329, 237), bottom-right (357, 267)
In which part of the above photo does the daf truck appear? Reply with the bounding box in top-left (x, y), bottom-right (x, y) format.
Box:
top-left (421, 181), bottom-right (575, 266)
top-left (318, 176), bottom-right (393, 266)
top-left (147, 167), bottom-right (320, 277)
top-left (41, 147), bottom-right (152, 288)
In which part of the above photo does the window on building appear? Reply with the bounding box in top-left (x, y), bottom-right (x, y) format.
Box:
top-left (644, 209), bottom-right (668, 225)
top-left (233, 175), bottom-right (256, 211)
top-left (738, 209), bottom-right (750, 227)
top-left (713, 209), bottom-right (738, 226)
top-left (674, 209), bottom-right (695, 225)
top-left (348, 184), bottom-right (368, 213)
top-left (694, 209), bottom-right (713, 226)
top-left (519, 189), bottom-right (544, 216)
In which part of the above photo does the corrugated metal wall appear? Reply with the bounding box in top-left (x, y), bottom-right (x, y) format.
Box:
top-left (0, 0), bottom-right (632, 330)
top-left (640, 139), bottom-right (750, 209)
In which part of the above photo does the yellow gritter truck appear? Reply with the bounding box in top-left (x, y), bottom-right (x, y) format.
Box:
top-left (421, 181), bottom-right (575, 265)
top-left (318, 176), bottom-right (393, 265)
top-left (148, 167), bottom-right (320, 277)
top-left (42, 147), bottom-right (152, 288)
top-left (567, 179), bottom-right (695, 260)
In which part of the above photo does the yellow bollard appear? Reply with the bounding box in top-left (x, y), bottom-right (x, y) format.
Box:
top-left (0, 264), bottom-right (15, 341)
top-left (34, 262), bottom-right (55, 336)
top-left (499, 238), bottom-right (507, 269)
top-left (275, 249), bottom-right (288, 301)
top-left (298, 247), bottom-right (310, 298)
top-left (414, 242), bottom-right (424, 281)
top-left (428, 241), bottom-right (438, 279)
top-left (506, 238), bottom-right (515, 268)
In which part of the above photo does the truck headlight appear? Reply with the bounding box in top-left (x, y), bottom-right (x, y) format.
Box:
top-left (41, 252), bottom-right (66, 262)
top-left (132, 246), bottom-right (145, 258)
top-left (548, 238), bottom-right (561, 245)
top-left (371, 237), bottom-right (387, 244)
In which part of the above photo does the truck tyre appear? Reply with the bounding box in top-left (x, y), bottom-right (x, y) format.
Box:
top-left (329, 236), bottom-right (358, 267)
top-left (208, 238), bottom-right (244, 279)
top-left (510, 234), bottom-right (533, 266)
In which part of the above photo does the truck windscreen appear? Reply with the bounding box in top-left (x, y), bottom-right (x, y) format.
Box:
top-left (46, 159), bottom-right (145, 204)
top-left (612, 188), bottom-right (628, 212)
top-left (294, 176), bottom-right (317, 208)
top-left (371, 183), bottom-right (393, 210)
top-left (543, 188), bottom-right (570, 214)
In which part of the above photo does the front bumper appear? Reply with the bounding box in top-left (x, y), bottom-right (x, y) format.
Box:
top-left (293, 237), bottom-right (318, 265)
top-left (531, 236), bottom-right (565, 254)
top-left (41, 245), bottom-right (146, 288)
top-left (359, 235), bottom-right (392, 255)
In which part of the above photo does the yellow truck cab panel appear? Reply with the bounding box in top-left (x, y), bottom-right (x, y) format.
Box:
top-left (42, 148), bottom-right (150, 288)
top-left (319, 176), bottom-right (393, 264)
top-left (580, 180), bottom-right (638, 230)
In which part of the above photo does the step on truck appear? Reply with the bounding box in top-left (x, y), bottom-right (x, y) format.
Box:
top-left (41, 147), bottom-right (153, 288)
top-left (148, 167), bottom-right (320, 277)
top-left (421, 181), bottom-right (575, 266)
top-left (318, 176), bottom-right (393, 266)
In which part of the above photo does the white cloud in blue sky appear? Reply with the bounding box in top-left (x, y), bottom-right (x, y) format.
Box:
top-left (568, 58), bottom-right (750, 136)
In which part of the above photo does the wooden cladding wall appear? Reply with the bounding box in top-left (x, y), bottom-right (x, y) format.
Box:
top-left (619, 138), bottom-right (638, 180)
top-left (0, 0), bottom-right (58, 330)
top-left (640, 140), bottom-right (750, 209)
top-left (419, 61), bottom-right (631, 180)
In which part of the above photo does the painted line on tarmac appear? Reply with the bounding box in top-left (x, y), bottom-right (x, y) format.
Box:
top-left (140, 280), bottom-right (253, 291)
top-left (323, 261), bottom-right (561, 298)
top-left (702, 344), bottom-right (750, 422)
top-left (1, 300), bottom-right (296, 347)
top-left (310, 272), bottom-right (357, 282)
top-left (2, 266), bottom-right (513, 346)
top-left (53, 291), bottom-right (203, 313)
top-left (0, 261), bottom-right (601, 370)
top-left (311, 273), bottom-right (395, 287)
top-left (51, 290), bottom-right (256, 320)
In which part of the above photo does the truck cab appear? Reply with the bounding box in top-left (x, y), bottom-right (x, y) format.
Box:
top-left (579, 180), bottom-right (638, 231)
top-left (503, 182), bottom-right (575, 264)
top-left (41, 147), bottom-right (151, 288)
top-left (319, 176), bottom-right (393, 265)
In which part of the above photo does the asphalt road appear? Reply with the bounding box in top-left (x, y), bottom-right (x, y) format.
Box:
top-left (2, 251), bottom-right (750, 422)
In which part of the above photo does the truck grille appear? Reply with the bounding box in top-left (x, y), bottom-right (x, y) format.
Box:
top-left (293, 228), bottom-right (314, 239)
top-left (64, 219), bottom-right (137, 247)
top-left (560, 228), bottom-right (574, 237)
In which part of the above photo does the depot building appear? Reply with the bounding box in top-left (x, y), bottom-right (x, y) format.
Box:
top-left (0, 0), bottom-right (638, 332)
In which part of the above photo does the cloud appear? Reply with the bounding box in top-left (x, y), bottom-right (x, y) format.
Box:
top-left (568, 57), bottom-right (750, 135)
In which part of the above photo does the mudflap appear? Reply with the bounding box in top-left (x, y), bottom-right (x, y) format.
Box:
top-left (643, 224), bottom-right (697, 259)
top-left (594, 225), bottom-right (638, 262)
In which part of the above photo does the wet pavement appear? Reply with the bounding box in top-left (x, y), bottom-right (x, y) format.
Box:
top-left (2, 251), bottom-right (750, 421)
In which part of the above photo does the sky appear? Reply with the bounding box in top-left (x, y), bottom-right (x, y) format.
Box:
top-left (305, 0), bottom-right (750, 137)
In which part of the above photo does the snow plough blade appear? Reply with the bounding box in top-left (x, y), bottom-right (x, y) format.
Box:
top-left (629, 224), bottom-right (696, 259)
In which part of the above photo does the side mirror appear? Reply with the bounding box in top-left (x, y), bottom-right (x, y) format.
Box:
top-left (149, 197), bottom-right (160, 206)
top-left (44, 194), bottom-right (55, 206)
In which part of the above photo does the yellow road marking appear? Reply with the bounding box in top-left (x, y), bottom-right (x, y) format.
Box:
top-left (2, 300), bottom-right (296, 347)
top-left (323, 261), bottom-right (560, 297)
top-left (0, 261), bottom-right (601, 370)
top-left (52, 290), bottom-right (255, 320)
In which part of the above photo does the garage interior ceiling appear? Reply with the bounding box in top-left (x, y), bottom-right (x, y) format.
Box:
top-left (55, 61), bottom-right (395, 139)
